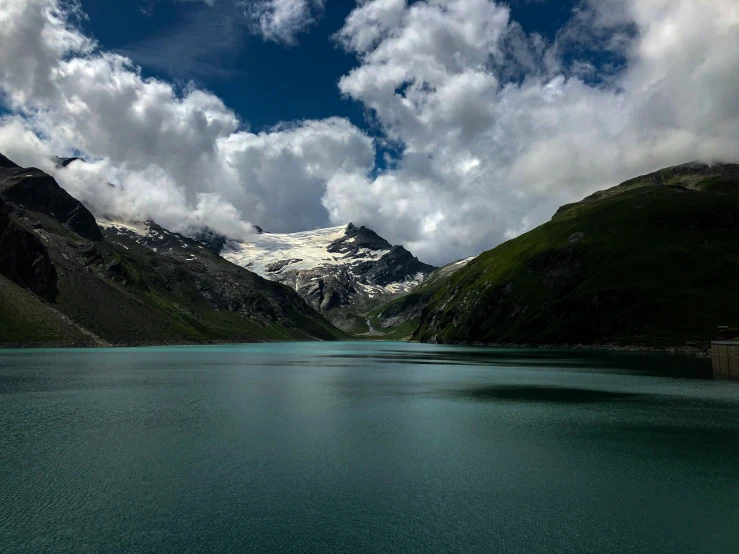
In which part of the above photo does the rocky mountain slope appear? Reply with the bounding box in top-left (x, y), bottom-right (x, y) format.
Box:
top-left (0, 154), bottom-right (342, 346)
top-left (413, 162), bottom-right (739, 348)
top-left (209, 222), bottom-right (436, 331)
top-left (360, 257), bottom-right (474, 340)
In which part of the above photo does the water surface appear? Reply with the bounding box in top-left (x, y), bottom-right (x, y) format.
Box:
top-left (1, 342), bottom-right (737, 553)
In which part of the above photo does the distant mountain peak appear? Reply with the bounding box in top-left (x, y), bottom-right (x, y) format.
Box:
top-left (217, 222), bottom-right (436, 318)
top-left (192, 227), bottom-right (228, 255)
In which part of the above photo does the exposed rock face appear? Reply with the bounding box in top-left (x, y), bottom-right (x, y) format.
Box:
top-left (193, 228), bottom-right (228, 255)
top-left (0, 196), bottom-right (58, 298)
top-left (52, 156), bottom-right (85, 168)
top-left (193, 225), bottom-right (262, 255)
top-left (354, 245), bottom-right (434, 287)
top-left (0, 167), bottom-right (102, 240)
top-left (216, 222), bottom-right (436, 315)
top-left (326, 224), bottom-right (434, 287)
top-left (327, 223), bottom-right (391, 255)
top-left (294, 267), bottom-right (356, 311)
top-left (95, 218), bottom-right (339, 332)
top-left (100, 219), bottom-right (196, 252)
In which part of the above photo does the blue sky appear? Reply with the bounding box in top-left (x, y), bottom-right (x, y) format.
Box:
top-left (79, 0), bottom-right (365, 132)
top-left (0, 0), bottom-right (736, 264)
top-left (78, 0), bottom-right (582, 133)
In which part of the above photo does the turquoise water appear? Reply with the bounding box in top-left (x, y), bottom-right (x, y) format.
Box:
top-left (0, 342), bottom-right (737, 553)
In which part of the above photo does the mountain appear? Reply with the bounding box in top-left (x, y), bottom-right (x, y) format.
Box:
top-left (0, 154), bottom-right (342, 346)
top-left (208, 223), bottom-right (436, 332)
top-left (413, 162), bottom-right (739, 348)
top-left (0, 165), bottom-right (102, 240)
top-left (52, 156), bottom-right (85, 168)
top-left (8, 153), bottom-right (733, 349)
top-left (361, 257), bottom-right (474, 340)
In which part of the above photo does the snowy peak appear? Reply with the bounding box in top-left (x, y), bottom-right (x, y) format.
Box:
top-left (327, 223), bottom-right (392, 257)
top-left (221, 224), bottom-right (371, 277)
top-left (219, 222), bottom-right (436, 313)
top-left (95, 216), bottom-right (436, 316)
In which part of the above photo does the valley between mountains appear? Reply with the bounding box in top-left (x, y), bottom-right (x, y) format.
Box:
top-left (1, 152), bottom-right (738, 349)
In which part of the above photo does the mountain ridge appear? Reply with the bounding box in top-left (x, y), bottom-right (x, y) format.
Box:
top-left (207, 220), bottom-right (437, 331)
top-left (37, 154), bottom-right (437, 325)
top-left (0, 153), bottom-right (344, 346)
top-left (4, 156), bottom-right (736, 349)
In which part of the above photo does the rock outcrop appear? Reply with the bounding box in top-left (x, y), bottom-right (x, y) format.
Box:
top-left (0, 196), bottom-right (58, 298)
top-left (215, 222), bottom-right (436, 322)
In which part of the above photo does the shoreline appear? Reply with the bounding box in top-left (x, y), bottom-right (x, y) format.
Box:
top-left (0, 338), bottom-right (280, 349)
top-left (419, 340), bottom-right (710, 356)
top-left (0, 337), bottom-right (710, 355)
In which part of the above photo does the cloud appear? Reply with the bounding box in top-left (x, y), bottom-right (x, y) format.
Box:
top-left (324, 0), bottom-right (739, 264)
top-left (0, 0), bottom-right (736, 266)
top-left (0, 0), bottom-right (373, 239)
top-left (241, 0), bottom-right (324, 45)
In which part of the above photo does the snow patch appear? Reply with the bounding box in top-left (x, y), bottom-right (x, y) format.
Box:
top-left (97, 218), bottom-right (151, 237)
top-left (222, 224), bottom-right (389, 278)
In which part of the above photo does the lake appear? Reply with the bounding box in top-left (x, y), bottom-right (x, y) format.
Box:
top-left (1, 342), bottom-right (737, 553)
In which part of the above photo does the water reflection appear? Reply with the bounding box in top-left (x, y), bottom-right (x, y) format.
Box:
top-left (318, 344), bottom-right (712, 379)
top-left (448, 385), bottom-right (639, 403)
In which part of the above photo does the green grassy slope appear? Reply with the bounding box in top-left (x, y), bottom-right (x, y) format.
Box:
top-left (0, 275), bottom-right (95, 346)
top-left (414, 163), bottom-right (739, 347)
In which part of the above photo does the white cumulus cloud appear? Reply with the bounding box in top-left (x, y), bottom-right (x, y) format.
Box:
top-left (325, 0), bottom-right (739, 264)
top-left (0, 0), bottom-right (736, 266)
top-left (242, 0), bottom-right (324, 45)
top-left (0, 0), bottom-right (373, 239)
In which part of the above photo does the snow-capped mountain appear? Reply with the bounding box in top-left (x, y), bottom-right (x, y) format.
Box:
top-left (219, 223), bottom-right (436, 313)
top-left (95, 219), bottom-right (437, 319)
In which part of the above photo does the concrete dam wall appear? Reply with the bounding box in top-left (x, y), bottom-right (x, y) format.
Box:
top-left (712, 341), bottom-right (739, 381)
